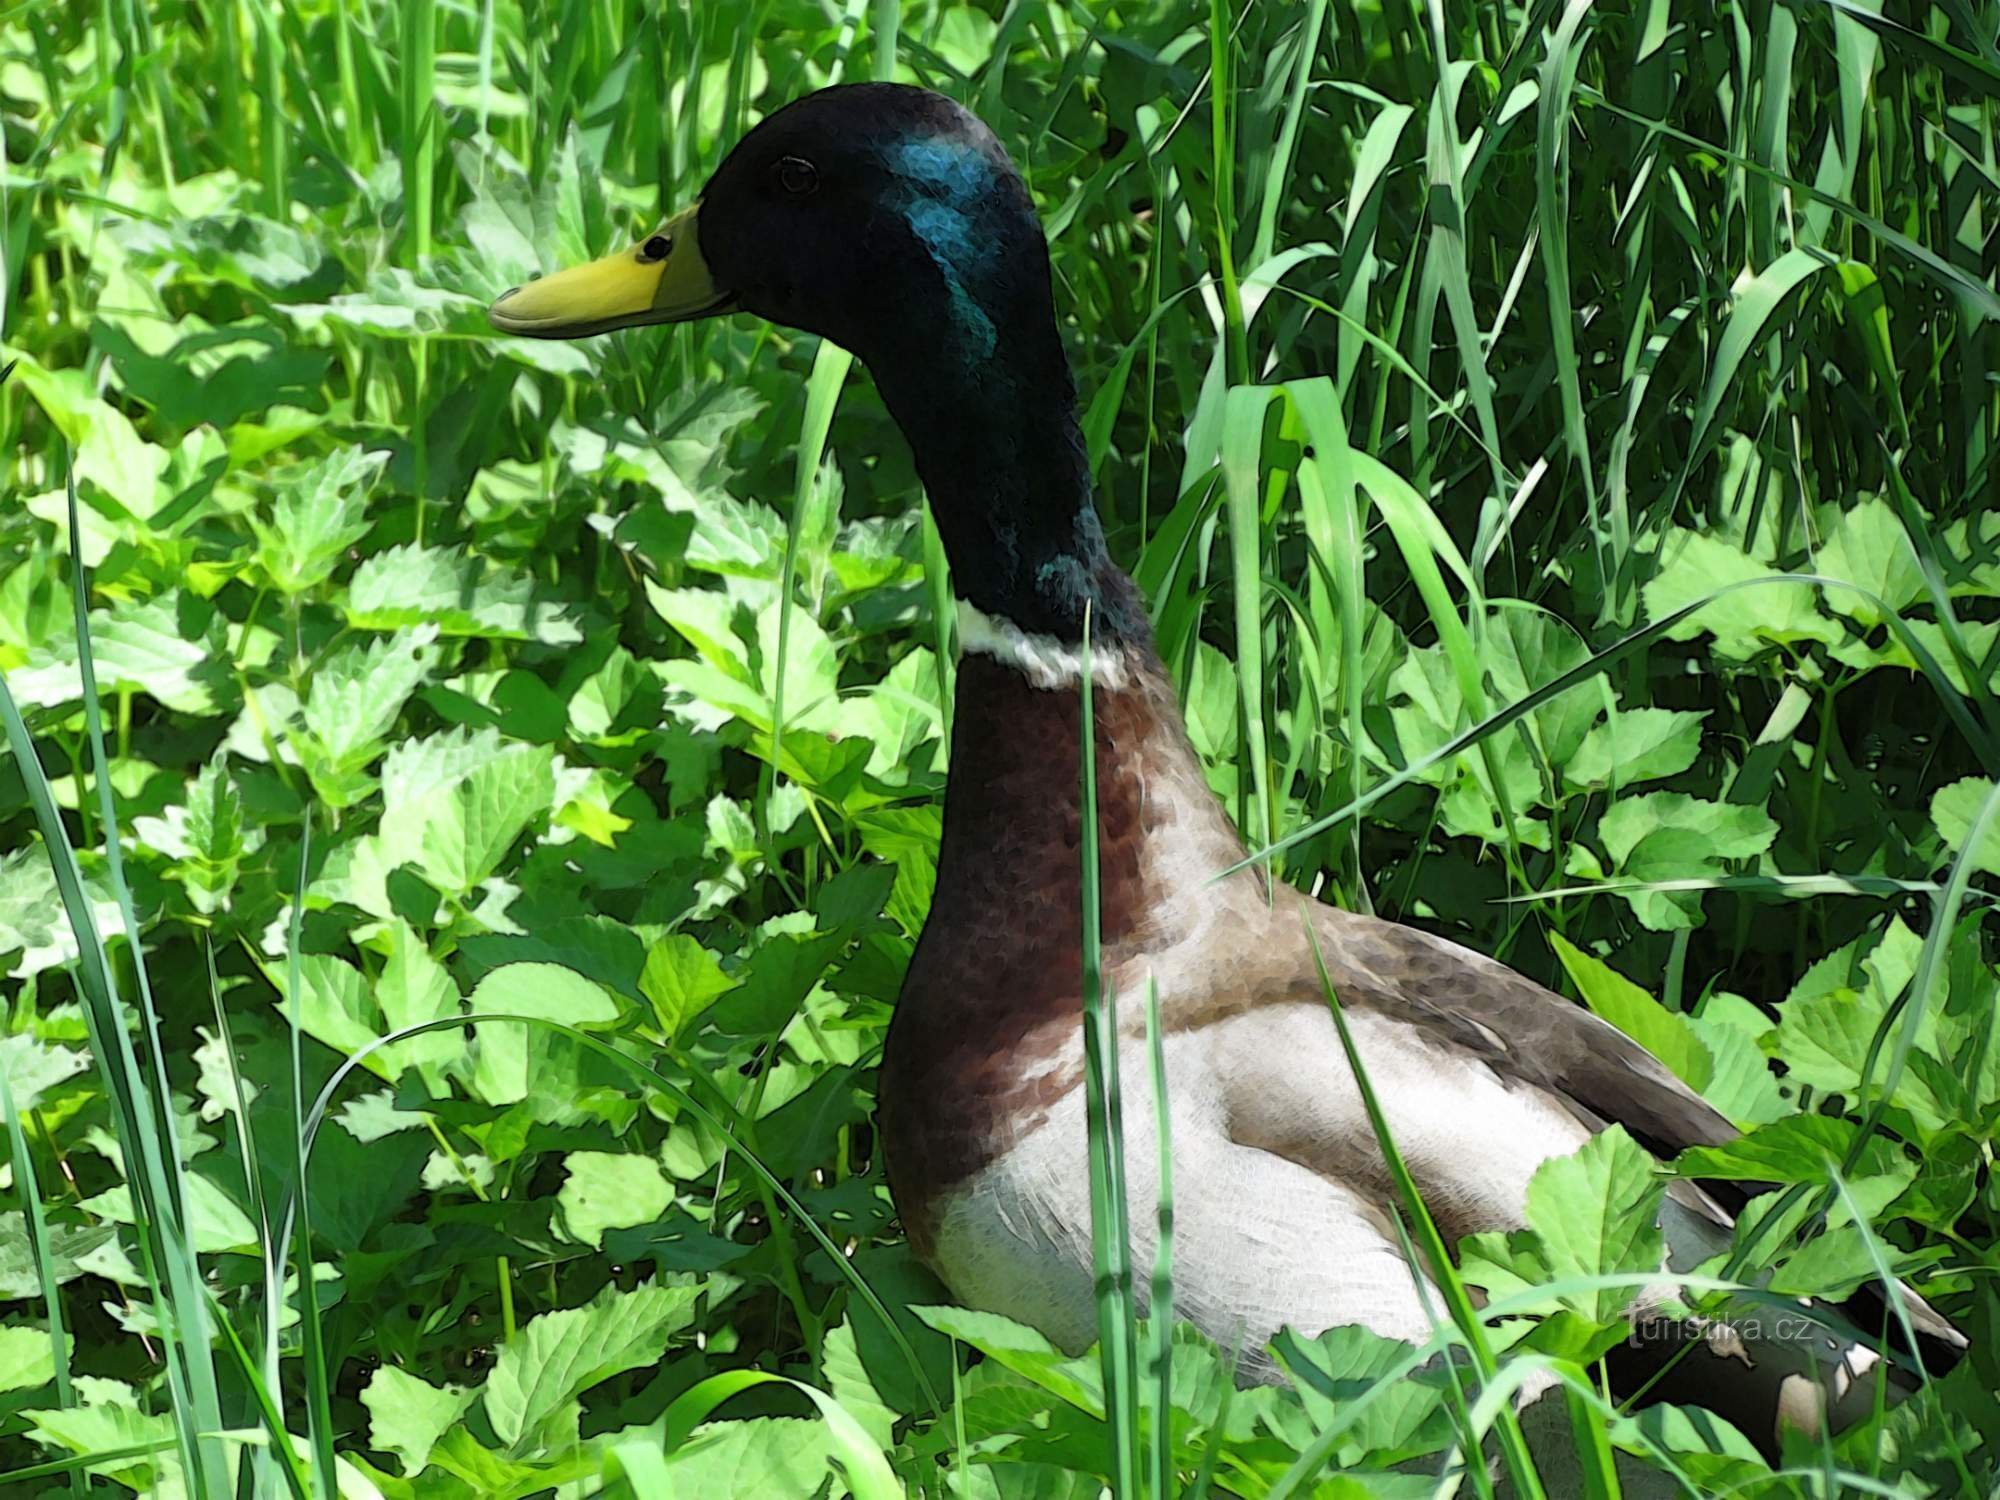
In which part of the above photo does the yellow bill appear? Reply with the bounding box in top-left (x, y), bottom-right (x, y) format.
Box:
top-left (487, 205), bottom-right (732, 338)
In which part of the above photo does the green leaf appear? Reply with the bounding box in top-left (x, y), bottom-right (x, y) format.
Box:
top-left (362, 1363), bottom-right (476, 1476)
top-left (1523, 1126), bottom-right (1664, 1325)
top-left (1549, 933), bottom-right (1712, 1091)
top-left (0, 1323), bottom-right (60, 1393)
top-left (483, 1280), bottom-right (703, 1450)
top-left (1642, 530), bottom-right (1838, 661)
top-left (1597, 792), bottom-right (1780, 930)
top-left (0, 1220), bottom-right (117, 1298)
top-left (1814, 495), bottom-right (1923, 625)
top-left (82, 1172), bottom-right (258, 1253)
top-left (1932, 777), bottom-right (2000, 876)
top-left (465, 962), bottom-right (619, 1107)
top-left (1773, 982), bottom-right (1949, 1131)
top-left (655, 1416), bottom-right (836, 1500)
top-left (249, 446), bottom-right (383, 593)
top-left (1688, 1010), bottom-right (1792, 1127)
top-left (1564, 708), bottom-right (1706, 790)
top-left (301, 628), bottom-right (440, 805)
top-left (1600, 793), bottom-right (1779, 866)
top-left (0, 1032), bottom-right (88, 1113)
top-left (414, 743), bottom-right (557, 895)
top-left (8, 594), bottom-right (217, 714)
top-left (912, 1307), bottom-right (1102, 1415)
top-left (24, 1382), bottom-right (177, 1494)
top-left (640, 935), bottom-right (741, 1041)
top-left (276, 953), bottom-right (383, 1062)
top-left (557, 1151), bottom-right (671, 1249)
top-left (1676, 1115), bottom-right (1883, 1183)
top-left (822, 1318), bottom-right (898, 1451)
top-left (374, 919), bottom-right (462, 1086)
top-left (347, 543), bottom-right (582, 644)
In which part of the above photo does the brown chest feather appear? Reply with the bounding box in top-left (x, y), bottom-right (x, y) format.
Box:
top-left (877, 650), bottom-right (1252, 1246)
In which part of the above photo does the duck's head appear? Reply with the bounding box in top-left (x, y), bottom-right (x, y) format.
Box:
top-left (491, 83), bottom-right (1142, 645)
top-left (489, 84), bottom-right (1057, 386)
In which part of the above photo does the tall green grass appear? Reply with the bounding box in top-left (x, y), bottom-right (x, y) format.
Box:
top-left (2, 0), bottom-right (1997, 1495)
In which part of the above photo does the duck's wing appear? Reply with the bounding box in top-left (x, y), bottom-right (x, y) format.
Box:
top-left (1192, 901), bottom-right (1967, 1457)
top-left (1309, 905), bottom-right (1737, 1157)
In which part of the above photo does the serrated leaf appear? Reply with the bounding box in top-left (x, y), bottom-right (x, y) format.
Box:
top-left (347, 543), bottom-right (581, 643)
top-left (0, 1032), bottom-right (88, 1113)
top-left (484, 1280), bottom-right (702, 1450)
top-left (0, 1324), bottom-right (60, 1393)
top-left (466, 962), bottom-right (619, 1107)
top-left (655, 1416), bottom-right (835, 1500)
top-left (1931, 776), bottom-right (2000, 876)
top-left (1524, 1126), bottom-right (1664, 1325)
top-left (82, 1172), bottom-right (257, 1253)
top-left (912, 1306), bottom-right (1102, 1415)
top-left (414, 744), bottom-right (556, 894)
top-left (1814, 495), bottom-right (1923, 625)
top-left (1564, 708), bottom-right (1706, 790)
top-left (363, 1363), bottom-right (476, 1476)
top-left (8, 594), bottom-right (216, 714)
top-left (557, 1151), bottom-right (670, 1249)
top-left (640, 935), bottom-right (740, 1041)
top-left (249, 446), bottom-right (383, 593)
top-left (1642, 529), bottom-right (1839, 661)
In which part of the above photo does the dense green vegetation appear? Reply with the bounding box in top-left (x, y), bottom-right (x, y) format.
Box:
top-left (2, 0), bottom-right (1998, 1494)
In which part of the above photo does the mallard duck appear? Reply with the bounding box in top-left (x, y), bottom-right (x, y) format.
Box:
top-left (491, 82), bottom-right (1964, 1464)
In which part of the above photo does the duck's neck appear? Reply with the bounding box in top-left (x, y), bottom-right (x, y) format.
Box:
top-left (868, 324), bottom-right (1147, 646)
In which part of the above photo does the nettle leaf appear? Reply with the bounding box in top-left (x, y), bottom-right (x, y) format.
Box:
top-left (837, 646), bottom-right (946, 780)
top-left (1564, 708), bottom-right (1705, 790)
top-left (374, 919), bottom-right (462, 1086)
top-left (1484, 604), bottom-right (1598, 765)
top-left (1773, 985), bottom-right (1949, 1132)
top-left (23, 1381), bottom-right (176, 1495)
top-left (300, 628), bottom-right (440, 806)
top-left (646, 583), bottom-right (753, 679)
top-left (8, 593), bottom-right (217, 715)
top-left (249, 446), bottom-right (384, 593)
top-left (173, 755), bottom-right (255, 914)
top-left (0, 1031), bottom-right (88, 1113)
top-left (0, 1220), bottom-right (116, 1298)
top-left (1549, 934), bottom-right (1712, 1092)
top-left (1689, 1000), bottom-right (1791, 1127)
top-left (362, 1363), bottom-right (477, 1476)
top-left (414, 742), bottom-right (557, 894)
top-left (822, 1317), bottom-right (898, 1452)
top-left (1523, 1126), bottom-right (1664, 1325)
top-left (1676, 1115), bottom-right (1893, 1184)
top-left (557, 1151), bottom-right (671, 1248)
top-left (275, 952), bottom-right (383, 1061)
top-left (1813, 495), bottom-right (1923, 626)
top-left (347, 543), bottom-right (582, 644)
top-left (684, 486), bottom-right (787, 579)
top-left (1270, 1323), bottom-right (1451, 1462)
top-left (8, 353), bottom-right (169, 519)
top-left (483, 1279), bottom-right (704, 1451)
top-left (82, 1172), bottom-right (258, 1253)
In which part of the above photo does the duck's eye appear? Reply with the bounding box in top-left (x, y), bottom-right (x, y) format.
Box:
top-left (776, 156), bottom-right (819, 196)
top-left (639, 233), bottom-right (673, 262)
